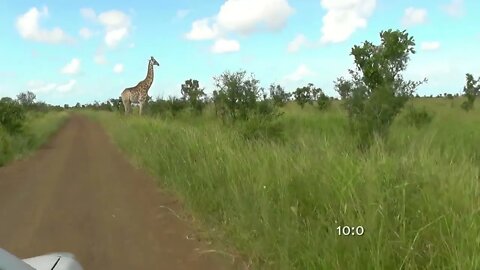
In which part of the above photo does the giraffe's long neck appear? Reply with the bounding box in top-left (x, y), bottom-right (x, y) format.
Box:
top-left (143, 62), bottom-right (154, 91)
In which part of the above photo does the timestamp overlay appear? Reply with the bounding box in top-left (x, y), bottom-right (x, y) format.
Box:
top-left (336, 225), bottom-right (365, 236)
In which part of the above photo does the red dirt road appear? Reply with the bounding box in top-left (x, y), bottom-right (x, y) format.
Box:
top-left (0, 115), bottom-right (237, 269)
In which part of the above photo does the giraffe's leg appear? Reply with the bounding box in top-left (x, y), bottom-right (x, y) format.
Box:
top-left (139, 101), bottom-right (143, 116)
top-left (121, 95), bottom-right (129, 115)
top-left (124, 100), bottom-right (129, 115)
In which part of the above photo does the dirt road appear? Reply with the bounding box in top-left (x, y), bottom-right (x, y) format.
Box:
top-left (0, 115), bottom-right (237, 269)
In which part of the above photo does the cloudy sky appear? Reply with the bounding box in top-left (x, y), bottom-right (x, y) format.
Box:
top-left (0, 0), bottom-right (478, 105)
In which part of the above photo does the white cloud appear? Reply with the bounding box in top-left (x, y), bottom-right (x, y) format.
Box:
top-left (319, 0), bottom-right (376, 44)
top-left (79, 27), bottom-right (92, 39)
top-left (97, 10), bottom-right (131, 48)
top-left (28, 80), bottom-right (76, 94)
top-left (57, 80), bottom-right (77, 92)
top-left (28, 81), bottom-right (57, 93)
top-left (185, 18), bottom-right (219, 40)
top-left (80, 8), bottom-right (96, 21)
top-left (176, 9), bottom-right (190, 19)
top-left (81, 8), bottom-right (131, 48)
top-left (401, 7), bottom-right (427, 27)
top-left (61, 58), bottom-right (81, 75)
top-left (421, 41), bottom-right (440, 51)
top-left (113, 63), bottom-right (124, 73)
top-left (442, 0), bottom-right (464, 17)
top-left (16, 6), bottom-right (72, 44)
top-left (288, 34), bottom-right (308, 53)
top-left (215, 0), bottom-right (294, 35)
top-left (211, 38), bottom-right (240, 54)
top-left (284, 64), bottom-right (315, 82)
top-left (185, 0), bottom-right (294, 47)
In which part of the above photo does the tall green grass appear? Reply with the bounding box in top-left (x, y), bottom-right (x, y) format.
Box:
top-left (88, 98), bottom-right (479, 269)
top-left (0, 111), bottom-right (69, 166)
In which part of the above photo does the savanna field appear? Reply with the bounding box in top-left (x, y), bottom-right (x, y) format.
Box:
top-left (2, 28), bottom-right (480, 269)
top-left (80, 97), bottom-right (479, 270)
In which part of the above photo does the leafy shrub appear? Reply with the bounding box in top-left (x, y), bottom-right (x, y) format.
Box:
top-left (167, 96), bottom-right (187, 117)
top-left (212, 90), bottom-right (228, 120)
top-left (335, 29), bottom-right (426, 149)
top-left (0, 99), bottom-right (26, 134)
top-left (213, 70), bottom-right (261, 121)
top-left (181, 79), bottom-right (207, 115)
top-left (239, 114), bottom-right (285, 142)
top-left (146, 97), bottom-right (169, 116)
top-left (461, 73), bottom-right (480, 111)
top-left (316, 92), bottom-right (331, 111)
top-left (293, 84), bottom-right (313, 109)
top-left (269, 84), bottom-right (291, 107)
top-left (404, 105), bottom-right (433, 128)
top-left (212, 70), bottom-right (285, 141)
top-left (461, 101), bottom-right (473, 111)
top-left (109, 98), bottom-right (124, 112)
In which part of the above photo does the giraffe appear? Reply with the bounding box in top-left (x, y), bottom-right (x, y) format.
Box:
top-left (121, 56), bottom-right (159, 115)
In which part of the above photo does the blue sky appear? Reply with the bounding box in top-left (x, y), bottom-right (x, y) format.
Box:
top-left (0, 0), bottom-right (479, 105)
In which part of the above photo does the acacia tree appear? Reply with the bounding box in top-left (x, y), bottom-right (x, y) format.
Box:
top-left (293, 83), bottom-right (324, 108)
top-left (16, 91), bottom-right (36, 107)
top-left (461, 73), bottom-right (480, 111)
top-left (335, 29), bottom-right (426, 149)
top-left (269, 84), bottom-right (291, 107)
top-left (181, 79), bottom-right (206, 114)
top-left (293, 83), bottom-right (311, 108)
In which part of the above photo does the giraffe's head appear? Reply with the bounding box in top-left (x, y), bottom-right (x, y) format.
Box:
top-left (150, 56), bottom-right (159, 66)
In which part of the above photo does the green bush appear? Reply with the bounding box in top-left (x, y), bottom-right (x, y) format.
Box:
top-left (167, 96), bottom-right (187, 117)
top-left (240, 115), bottom-right (284, 142)
top-left (335, 29), bottom-right (426, 149)
top-left (316, 92), bottom-right (331, 111)
top-left (269, 84), bottom-right (291, 107)
top-left (181, 79), bottom-right (207, 115)
top-left (461, 73), bottom-right (480, 111)
top-left (404, 105), bottom-right (434, 128)
top-left (213, 70), bottom-right (261, 121)
top-left (0, 99), bottom-right (26, 134)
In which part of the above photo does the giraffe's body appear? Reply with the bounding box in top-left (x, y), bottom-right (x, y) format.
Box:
top-left (121, 56), bottom-right (159, 115)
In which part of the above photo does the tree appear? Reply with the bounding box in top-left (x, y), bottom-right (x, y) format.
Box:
top-left (213, 70), bottom-right (261, 121)
top-left (293, 84), bottom-right (314, 108)
top-left (269, 84), bottom-right (291, 107)
top-left (181, 79), bottom-right (206, 114)
top-left (335, 29), bottom-right (426, 149)
top-left (461, 73), bottom-right (480, 111)
top-left (16, 91), bottom-right (36, 107)
top-left (317, 92), bottom-right (331, 110)
top-left (212, 90), bottom-right (227, 119)
top-left (293, 83), bottom-right (324, 109)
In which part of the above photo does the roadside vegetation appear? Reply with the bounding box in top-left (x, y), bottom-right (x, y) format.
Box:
top-left (0, 91), bottom-right (68, 166)
top-left (4, 27), bottom-right (478, 269)
top-left (83, 29), bottom-right (480, 269)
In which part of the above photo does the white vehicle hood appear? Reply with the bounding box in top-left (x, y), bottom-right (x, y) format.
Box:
top-left (0, 248), bottom-right (83, 270)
